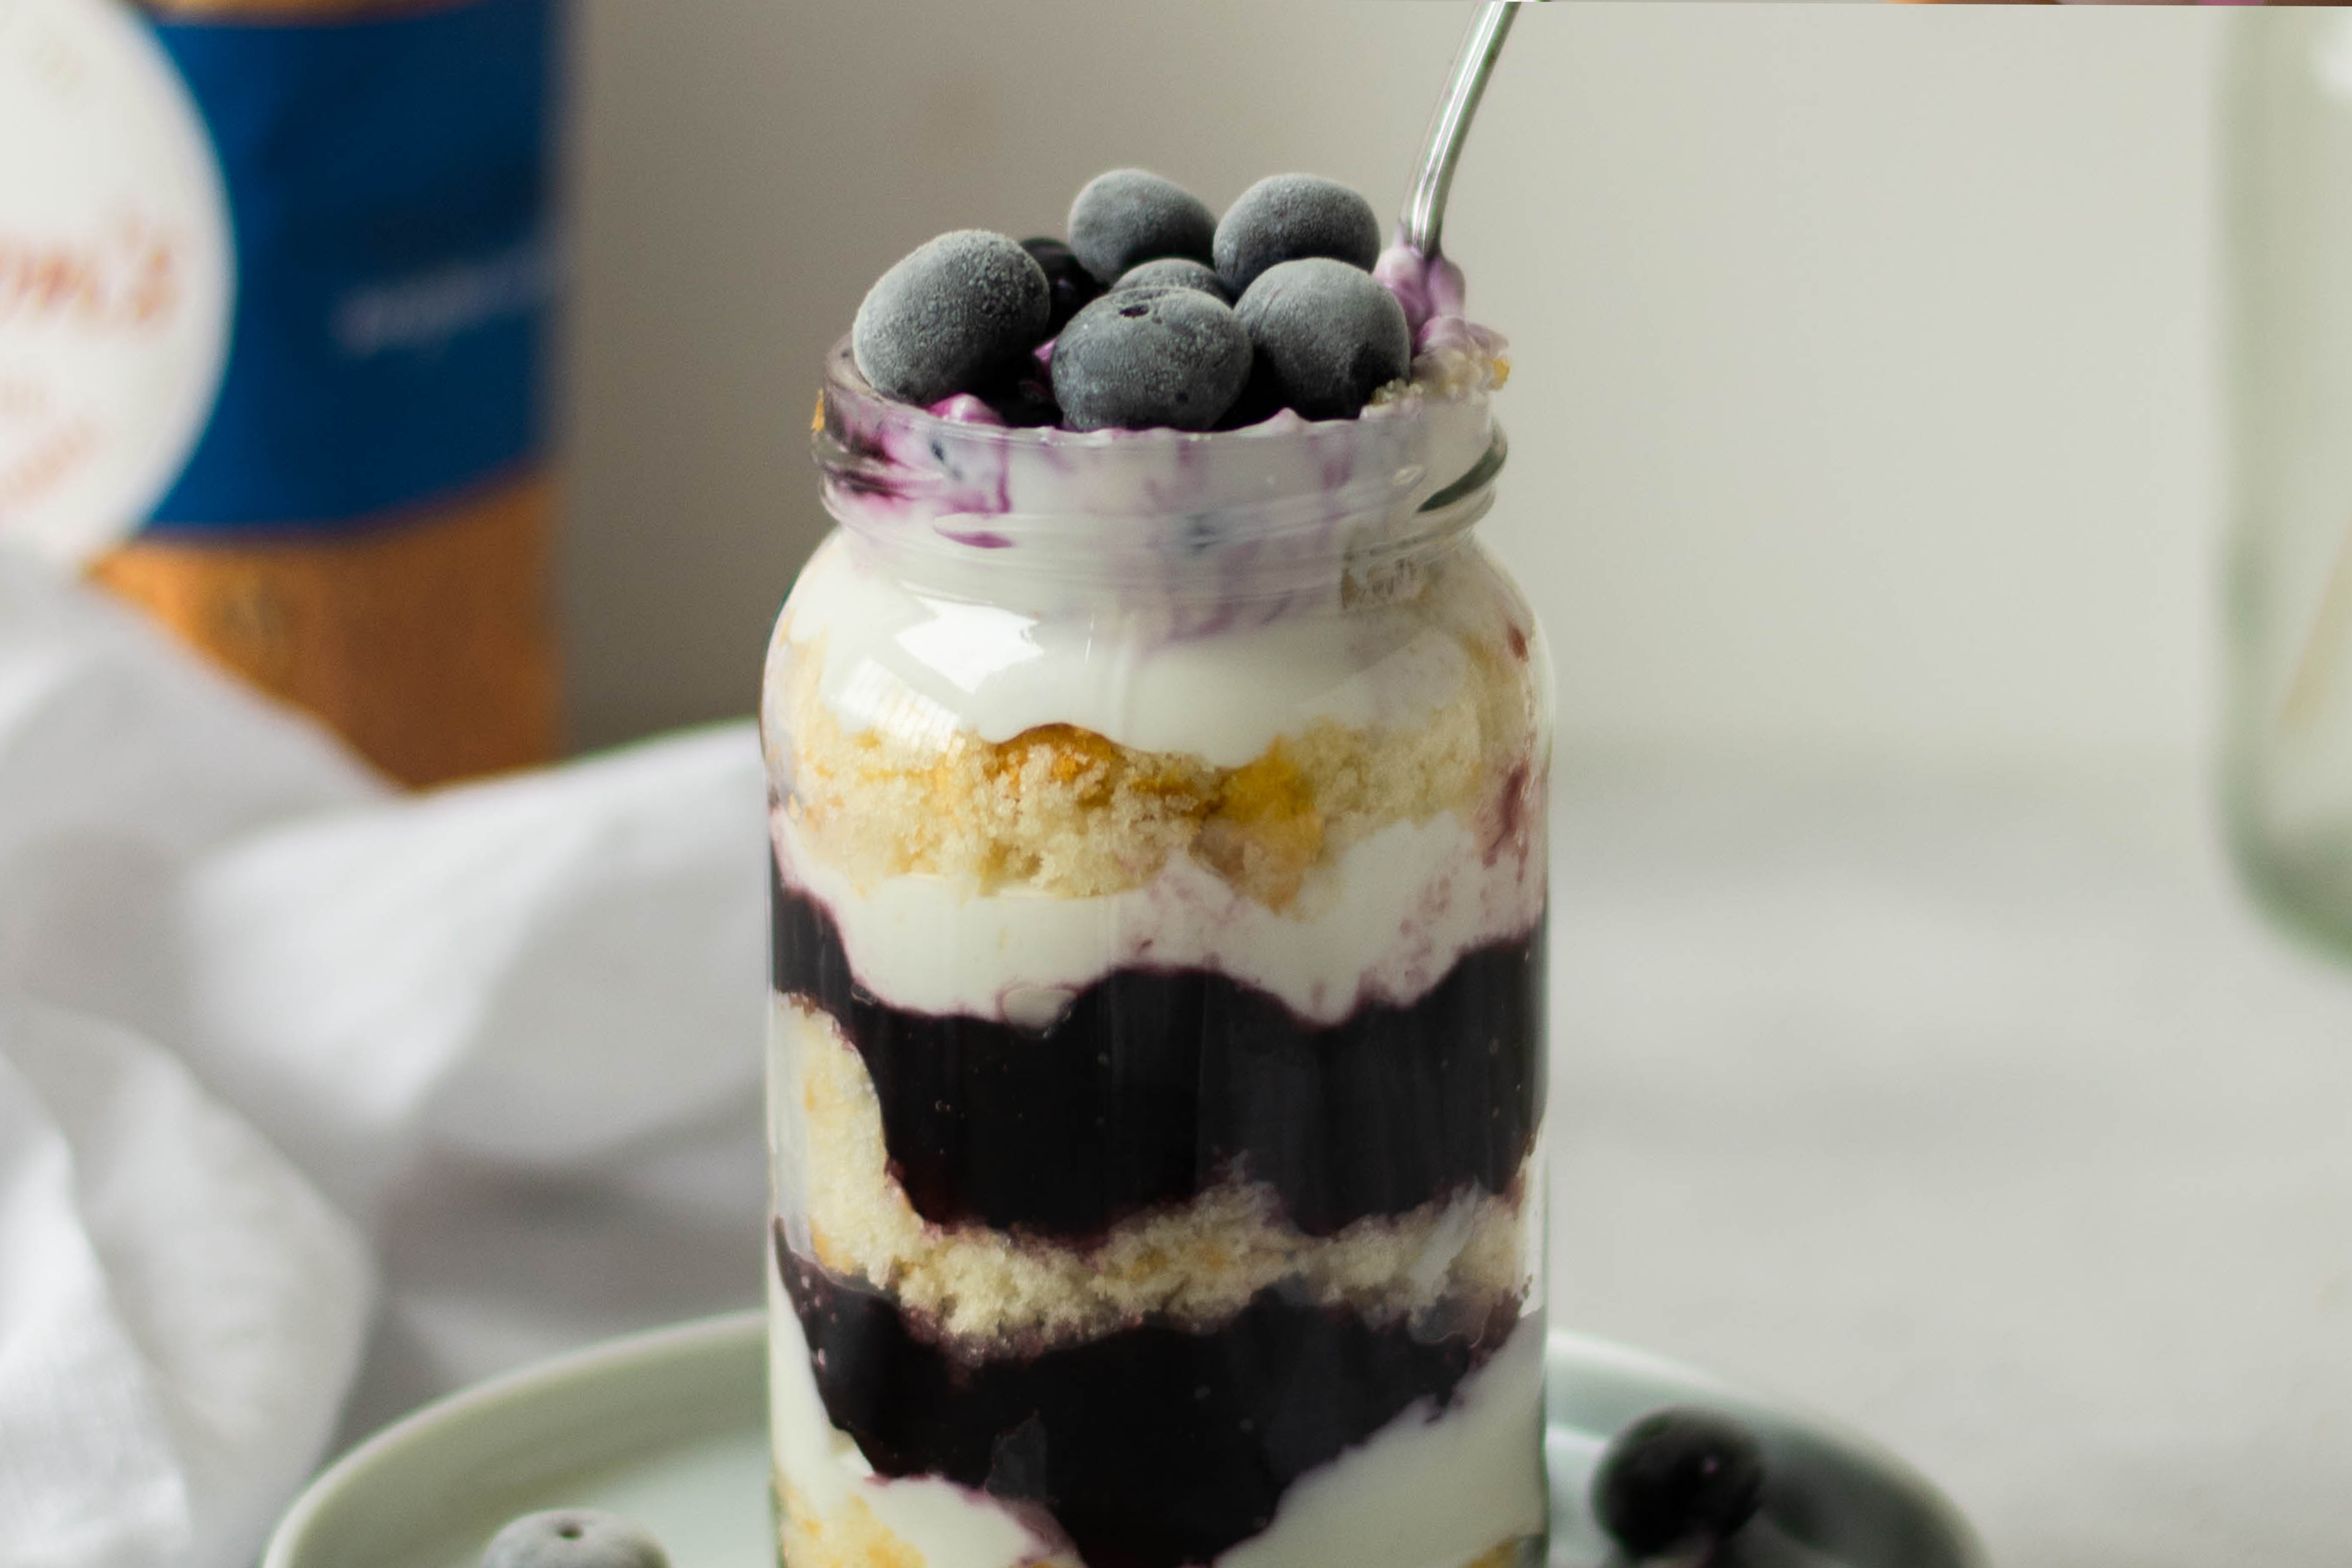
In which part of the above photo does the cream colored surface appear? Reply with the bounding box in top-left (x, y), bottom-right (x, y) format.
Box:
top-left (772, 797), bottom-right (1542, 1025)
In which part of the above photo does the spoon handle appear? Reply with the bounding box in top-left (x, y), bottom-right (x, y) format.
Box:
top-left (1400, 1), bottom-right (1524, 257)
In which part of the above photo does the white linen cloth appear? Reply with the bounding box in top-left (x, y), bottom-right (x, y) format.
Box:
top-left (0, 550), bottom-right (768, 1568)
top-left (0, 1001), bottom-right (367, 1568)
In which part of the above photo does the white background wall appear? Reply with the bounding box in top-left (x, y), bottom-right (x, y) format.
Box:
top-left (561, 2), bottom-right (2225, 778)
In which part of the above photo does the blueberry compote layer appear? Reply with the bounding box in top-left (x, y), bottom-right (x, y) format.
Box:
top-left (778, 1234), bottom-right (1521, 1568)
top-left (771, 856), bottom-right (1544, 1240)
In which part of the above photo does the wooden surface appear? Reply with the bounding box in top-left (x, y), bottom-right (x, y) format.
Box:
top-left (93, 473), bottom-right (561, 788)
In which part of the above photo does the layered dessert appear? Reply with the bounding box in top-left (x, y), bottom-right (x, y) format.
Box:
top-left (764, 169), bottom-right (1550, 1568)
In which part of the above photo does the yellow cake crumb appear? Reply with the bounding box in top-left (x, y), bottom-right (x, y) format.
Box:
top-left (1193, 741), bottom-right (1324, 908)
top-left (777, 1481), bottom-right (921, 1568)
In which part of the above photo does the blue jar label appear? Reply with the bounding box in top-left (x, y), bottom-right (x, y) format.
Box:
top-left (144, 0), bottom-right (557, 535)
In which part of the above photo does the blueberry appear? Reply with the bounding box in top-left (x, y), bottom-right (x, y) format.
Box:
top-left (1020, 236), bottom-right (1102, 337)
top-left (1068, 169), bottom-right (1216, 285)
top-left (1113, 257), bottom-right (1231, 303)
top-left (853, 230), bottom-right (1050, 405)
top-left (1233, 257), bottom-right (1410, 420)
top-left (1213, 359), bottom-right (1288, 430)
top-left (1591, 1408), bottom-right (1767, 1558)
top-left (1213, 173), bottom-right (1382, 296)
top-left (983, 373), bottom-right (1063, 428)
top-left (480, 1509), bottom-right (668, 1568)
top-left (1050, 287), bottom-right (1252, 432)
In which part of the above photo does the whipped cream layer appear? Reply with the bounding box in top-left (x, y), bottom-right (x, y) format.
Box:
top-left (775, 528), bottom-right (1509, 771)
top-left (772, 797), bottom-right (1541, 1026)
top-left (770, 529), bottom-right (1544, 802)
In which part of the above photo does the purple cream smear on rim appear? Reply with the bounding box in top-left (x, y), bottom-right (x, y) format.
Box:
top-left (1375, 241), bottom-right (1508, 361)
top-left (1373, 241), bottom-right (1466, 337)
top-left (929, 393), bottom-right (1007, 426)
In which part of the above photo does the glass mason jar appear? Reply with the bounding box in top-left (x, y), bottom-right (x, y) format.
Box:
top-left (2224, 10), bottom-right (2352, 954)
top-left (763, 340), bottom-right (1551, 1568)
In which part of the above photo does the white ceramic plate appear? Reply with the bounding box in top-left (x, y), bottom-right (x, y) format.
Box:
top-left (266, 1311), bottom-right (1984, 1568)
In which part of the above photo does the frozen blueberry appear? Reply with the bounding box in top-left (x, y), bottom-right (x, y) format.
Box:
top-left (1020, 236), bottom-right (1102, 336)
top-left (1068, 169), bottom-right (1216, 285)
top-left (1591, 1408), bottom-right (1767, 1559)
top-left (1050, 287), bottom-right (1252, 432)
top-left (1233, 257), bottom-right (1410, 420)
top-left (480, 1509), bottom-right (669, 1568)
top-left (853, 230), bottom-right (1050, 405)
top-left (983, 373), bottom-right (1063, 428)
top-left (1213, 173), bottom-right (1382, 295)
top-left (1213, 359), bottom-right (1288, 430)
top-left (1113, 257), bottom-right (1231, 303)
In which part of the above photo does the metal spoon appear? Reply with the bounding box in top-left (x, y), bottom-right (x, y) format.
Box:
top-left (1404, 2), bottom-right (1524, 511)
top-left (1400, 1), bottom-right (1526, 258)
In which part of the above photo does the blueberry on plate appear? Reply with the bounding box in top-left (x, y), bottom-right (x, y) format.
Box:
top-left (1234, 256), bottom-right (1410, 420)
top-left (1213, 173), bottom-right (1382, 296)
top-left (1591, 1406), bottom-right (1768, 1559)
top-left (1068, 168), bottom-right (1216, 285)
top-left (1050, 286), bottom-right (1253, 432)
top-left (853, 230), bottom-right (1050, 405)
top-left (1020, 236), bottom-right (1102, 336)
top-left (1112, 257), bottom-right (1231, 303)
top-left (480, 1509), bottom-right (669, 1568)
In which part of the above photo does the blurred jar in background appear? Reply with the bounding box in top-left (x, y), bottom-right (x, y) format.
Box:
top-left (1, 0), bottom-right (563, 786)
top-left (2224, 10), bottom-right (2352, 954)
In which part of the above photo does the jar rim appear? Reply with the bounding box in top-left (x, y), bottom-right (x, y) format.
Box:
top-left (810, 338), bottom-right (1502, 541)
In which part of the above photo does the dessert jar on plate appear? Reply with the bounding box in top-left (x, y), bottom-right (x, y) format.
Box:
top-left (763, 341), bottom-right (1551, 1568)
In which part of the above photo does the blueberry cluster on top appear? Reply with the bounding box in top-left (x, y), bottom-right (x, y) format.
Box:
top-left (849, 170), bottom-right (1413, 432)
